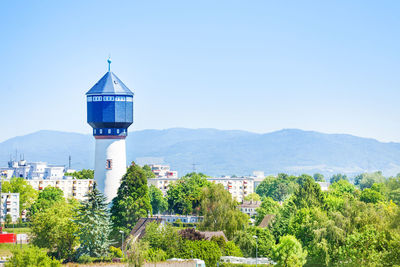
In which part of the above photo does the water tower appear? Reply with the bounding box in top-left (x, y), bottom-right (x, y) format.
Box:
top-left (86, 59), bottom-right (134, 201)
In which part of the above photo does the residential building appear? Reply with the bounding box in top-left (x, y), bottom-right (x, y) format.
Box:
top-left (148, 171), bottom-right (265, 202)
top-left (0, 193), bottom-right (19, 223)
top-left (148, 164), bottom-right (178, 178)
top-left (27, 179), bottom-right (94, 201)
top-left (239, 200), bottom-right (261, 217)
top-left (0, 160), bottom-right (73, 180)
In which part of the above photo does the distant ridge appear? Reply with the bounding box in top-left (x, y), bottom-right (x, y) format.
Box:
top-left (1, 128), bottom-right (400, 177)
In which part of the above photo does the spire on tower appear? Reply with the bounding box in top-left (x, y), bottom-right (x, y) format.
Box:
top-left (107, 57), bottom-right (112, 72)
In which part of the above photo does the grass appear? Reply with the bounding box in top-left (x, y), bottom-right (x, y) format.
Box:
top-left (2, 227), bottom-right (31, 234)
top-left (0, 243), bottom-right (28, 257)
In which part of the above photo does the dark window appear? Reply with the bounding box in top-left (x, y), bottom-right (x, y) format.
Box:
top-left (106, 159), bottom-right (112, 170)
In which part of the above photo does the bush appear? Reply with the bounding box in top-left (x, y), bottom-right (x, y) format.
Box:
top-left (109, 246), bottom-right (123, 258)
top-left (76, 255), bottom-right (94, 264)
top-left (144, 248), bottom-right (167, 262)
top-left (224, 241), bottom-right (243, 257)
top-left (6, 245), bottom-right (61, 267)
top-left (177, 240), bottom-right (222, 267)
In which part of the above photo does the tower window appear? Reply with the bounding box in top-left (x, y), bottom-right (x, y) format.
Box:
top-left (106, 160), bottom-right (112, 170)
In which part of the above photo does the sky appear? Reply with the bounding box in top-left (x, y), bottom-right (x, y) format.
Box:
top-left (0, 1), bottom-right (399, 142)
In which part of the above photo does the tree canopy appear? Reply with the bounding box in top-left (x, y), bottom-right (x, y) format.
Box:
top-left (110, 163), bottom-right (152, 235)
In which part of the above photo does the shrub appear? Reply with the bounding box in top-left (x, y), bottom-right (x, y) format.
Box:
top-left (6, 245), bottom-right (61, 267)
top-left (144, 248), bottom-right (167, 262)
top-left (224, 241), bottom-right (243, 257)
top-left (76, 255), bottom-right (94, 264)
top-left (177, 240), bottom-right (222, 267)
top-left (109, 246), bottom-right (123, 258)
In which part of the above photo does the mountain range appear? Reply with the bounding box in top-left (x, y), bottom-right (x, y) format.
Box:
top-left (1, 128), bottom-right (400, 177)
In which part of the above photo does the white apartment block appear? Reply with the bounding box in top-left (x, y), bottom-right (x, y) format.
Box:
top-left (149, 164), bottom-right (178, 178)
top-left (0, 160), bottom-right (73, 180)
top-left (27, 179), bottom-right (94, 201)
top-left (0, 193), bottom-right (20, 223)
top-left (148, 171), bottom-right (265, 203)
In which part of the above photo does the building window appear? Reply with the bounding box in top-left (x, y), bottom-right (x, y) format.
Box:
top-left (87, 96), bottom-right (92, 102)
top-left (126, 96), bottom-right (133, 102)
top-left (108, 129), bottom-right (111, 134)
top-left (106, 159), bottom-right (112, 170)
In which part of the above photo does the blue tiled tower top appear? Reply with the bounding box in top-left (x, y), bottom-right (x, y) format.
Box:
top-left (86, 71), bottom-right (134, 96)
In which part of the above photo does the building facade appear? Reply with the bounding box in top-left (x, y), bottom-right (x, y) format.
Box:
top-left (0, 193), bottom-right (20, 223)
top-left (27, 179), bottom-right (94, 201)
top-left (148, 172), bottom-right (265, 202)
top-left (0, 160), bottom-right (73, 180)
top-left (86, 59), bottom-right (134, 201)
top-left (149, 164), bottom-right (178, 178)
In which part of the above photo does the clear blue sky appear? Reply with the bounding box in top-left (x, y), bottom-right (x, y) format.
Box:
top-left (1, 1), bottom-right (399, 142)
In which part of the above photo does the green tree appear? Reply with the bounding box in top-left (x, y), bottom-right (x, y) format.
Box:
top-left (292, 176), bottom-right (325, 210)
top-left (198, 183), bottom-right (249, 239)
top-left (74, 184), bottom-right (112, 258)
top-left (141, 221), bottom-right (182, 257)
top-left (29, 186), bottom-right (64, 216)
top-left (330, 173), bottom-right (348, 184)
top-left (354, 171), bottom-right (385, 190)
top-left (244, 192), bottom-right (261, 201)
top-left (110, 163), bottom-right (152, 235)
top-left (273, 235), bottom-right (307, 267)
top-left (360, 187), bottom-right (384, 204)
top-left (167, 172), bottom-right (210, 215)
top-left (64, 169), bottom-right (94, 179)
top-left (255, 197), bottom-right (280, 225)
top-left (223, 241), bottom-right (243, 257)
top-left (149, 185), bottom-right (168, 214)
top-left (313, 173), bottom-right (325, 182)
top-left (30, 199), bottom-right (80, 260)
top-left (142, 165), bottom-right (156, 179)
top-left (5, 214), bottom-right (12, 225)
top-left (6, 246), bottom-right (61, 267)
top-left (256, 174), bottom-right (298, 202)
top-left (127, 240), bottom-right (149, 267)
top-left (2, 177), bottom-right (38, 213)
top-left (177, 239), bottom-right (222, 267)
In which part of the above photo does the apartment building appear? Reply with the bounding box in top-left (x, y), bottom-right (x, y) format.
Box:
top-left (0, 193), bottom-right (20, 223)
top-left (27, 179), bottom-right (94, 201)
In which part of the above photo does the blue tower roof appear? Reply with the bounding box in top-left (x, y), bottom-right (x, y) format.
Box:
top-left (86, 71), bottom-right (134, 96)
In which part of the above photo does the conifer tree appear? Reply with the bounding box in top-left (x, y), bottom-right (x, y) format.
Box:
top-left (75, 184), bottom-right (112, 258)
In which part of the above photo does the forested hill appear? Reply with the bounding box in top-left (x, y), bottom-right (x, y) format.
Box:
top-left (1, 128), bottom-right (400, 177)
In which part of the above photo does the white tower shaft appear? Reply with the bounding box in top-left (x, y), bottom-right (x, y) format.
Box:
top-left (94, 138), bottom-right (127, 202)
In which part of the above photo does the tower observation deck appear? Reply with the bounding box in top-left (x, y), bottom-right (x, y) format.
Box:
top-left (86, 59), bottom-right (134, 201)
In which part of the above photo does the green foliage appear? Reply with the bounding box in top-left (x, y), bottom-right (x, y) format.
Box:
top-left (244, 192), bottom-right (261, 201)
top-left (199, 183), bottom-right (249, 239)
top-left (5, 214), bottom-right (11, 224)
top-left (65, 169), bottom-right (94, 179)
top-left (149, 184), bottom-right (168, 214)
top-left (141, 221), bottom-right (182, 257)
top-left (110, 163), bottom-right (152, 235)
top-left (29, 186), bottom-right (64, 217)
top-left (2, 177), bottom-right (38, 213)
top-left (355, 171), bottom-right (385, 190)
top-left (224, 241), bottom-right (243, 257)
top-left (30, 199), bottom-right (80, 260)
top-left (273, 235), bottom-right (307, 267)
top-left (109, 246), bottom-right (123, 258)
top-left (144, 247), bottom-right (167, 262)
top-left (360, 187), bottom-right (384, 204)
top-left (167, 172), bottom-right (210, 215)
top-left (74, 184), bottom-right (112, 258)
top-left (292, 176), bottom-right (325, 209)
top-left (126, 240), bottom-right (149, 267)
top-left (142, 164), bottom-right (156, 179)
top-left (330, 173), bottom-right (348, 184)
top-left (313, 173), bottom-right (325, 182)
top-left (256, 174), bottom-right (299, 202)
top-left (255, 197), bottom-right (280, 225)
top-left (177, 239), bottom-right (222, 267)
top-left (220, 264), bottom-right (270, 267)
top-left (6, 245), bottom-right (61, 267)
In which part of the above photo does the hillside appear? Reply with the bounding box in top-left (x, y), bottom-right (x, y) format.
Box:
top-left (1, 128), bottom-right (400, 177)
